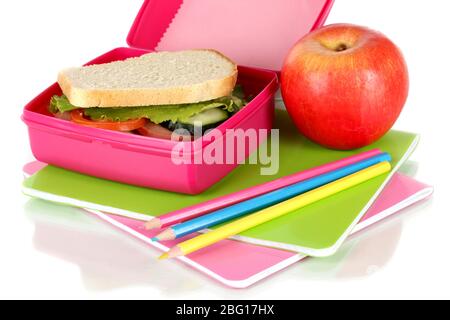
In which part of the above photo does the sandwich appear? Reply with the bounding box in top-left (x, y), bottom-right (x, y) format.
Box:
top-left (49, 50), bottom-right (247, 139)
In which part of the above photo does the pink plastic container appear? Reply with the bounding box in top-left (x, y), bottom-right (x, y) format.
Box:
top-left (22, 0), bottom-right (334, 194)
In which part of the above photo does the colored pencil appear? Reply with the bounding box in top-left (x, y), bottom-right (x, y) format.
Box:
top-left (159, 161), bottom-right (392, 259)
top-left (153, 152), bottom-right (391, 241)
top-left (145, 149), bottom-right (384, 230)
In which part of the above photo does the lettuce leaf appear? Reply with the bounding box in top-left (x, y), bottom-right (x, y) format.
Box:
top-left (50, 95), bottom-right (79, 113)
top-left (49, 86), bottom-right (247, 124)
top-left (84, 101), bottom-right (226, 124)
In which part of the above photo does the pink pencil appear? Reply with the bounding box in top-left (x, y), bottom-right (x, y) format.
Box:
top-left (145, 149), bottom-right (383, 230)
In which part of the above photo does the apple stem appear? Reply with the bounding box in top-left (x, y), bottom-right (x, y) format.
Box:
top-left (335, 44), bottom-right (348, 52)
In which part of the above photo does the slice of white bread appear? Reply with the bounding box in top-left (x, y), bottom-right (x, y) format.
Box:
top-left (58, 49), bottom-right (238, 108)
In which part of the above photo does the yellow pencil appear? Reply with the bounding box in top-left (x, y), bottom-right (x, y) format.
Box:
top-left (159, 161), bottom-right (391, 259)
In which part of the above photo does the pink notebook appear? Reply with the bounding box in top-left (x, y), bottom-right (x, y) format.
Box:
top-left (23, 162), bottom-right (432, 288)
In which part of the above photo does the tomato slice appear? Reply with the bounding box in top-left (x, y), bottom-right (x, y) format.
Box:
top-left (137, 123), bottom-right (192, 141)
top-left (71, 109), bottom-right (147, 131)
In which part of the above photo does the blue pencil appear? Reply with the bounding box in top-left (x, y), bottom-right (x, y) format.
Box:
top-left (153, 152), bottom-right (391, 241)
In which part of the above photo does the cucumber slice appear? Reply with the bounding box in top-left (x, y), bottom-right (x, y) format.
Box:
top-left (184, 108), bottom-right (229, 126)
top-left (165, 108), bottom-right (230, 135)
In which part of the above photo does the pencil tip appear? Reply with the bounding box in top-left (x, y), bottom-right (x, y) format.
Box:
top-left (159, 253), bottom-right (169, 260)
top-left (154, 228), bottom-right (176, 242)
top-left (145, 218), bottom-right (161, 230)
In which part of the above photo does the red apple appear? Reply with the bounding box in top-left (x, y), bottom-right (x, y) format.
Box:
top-left (281, 24), bottom-right (409, 150)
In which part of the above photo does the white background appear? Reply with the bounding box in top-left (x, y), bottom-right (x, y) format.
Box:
top-left (0, 0), bottom-right (448, 299)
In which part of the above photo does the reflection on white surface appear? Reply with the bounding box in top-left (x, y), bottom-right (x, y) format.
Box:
top-left (23, 195), bottom-right (432, 294)
top-left (296, 218), bottom-right (403, 279)
top-left (290, 198), bottom-right (432, 279)
top-left (397, 161), bottom-right (419, 177)
top-left (24, 199), bottom-right (210, 294)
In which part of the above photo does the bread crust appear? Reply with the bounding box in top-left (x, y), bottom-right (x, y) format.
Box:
top-left (58, 49), bottom-right (238, 108)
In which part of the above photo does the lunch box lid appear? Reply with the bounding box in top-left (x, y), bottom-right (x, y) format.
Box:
top-left (127, 0), bottom-right (334, 72)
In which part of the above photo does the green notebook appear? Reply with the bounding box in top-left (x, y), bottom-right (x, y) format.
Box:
top-left (23, 111), bottom-right (419, 256)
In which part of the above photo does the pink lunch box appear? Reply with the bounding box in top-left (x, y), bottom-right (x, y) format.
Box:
top-left (22, 0), bottom-right (334, 195)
